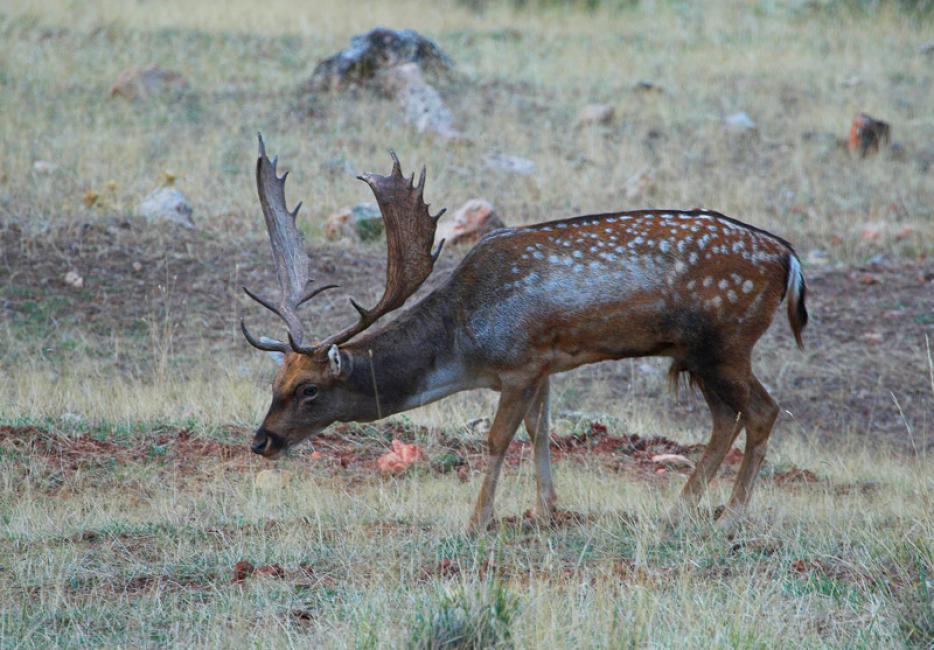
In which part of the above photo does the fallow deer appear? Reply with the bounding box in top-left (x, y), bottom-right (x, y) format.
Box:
top-left (242, 135), bottom-right (808, 531)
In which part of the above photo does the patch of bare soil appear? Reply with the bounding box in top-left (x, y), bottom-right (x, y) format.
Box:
top-left (1, 220), bottom-right (932, 441)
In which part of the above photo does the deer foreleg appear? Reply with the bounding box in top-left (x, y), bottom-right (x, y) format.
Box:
top-left (467, 383), bottom-right (536, 532)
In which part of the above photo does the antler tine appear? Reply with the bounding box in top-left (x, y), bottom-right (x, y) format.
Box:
top-left (241, 133), bottom-right (332, 354)
top-left (240, 320), bottom-right (291, 353)
top-left (318, 152), bottom-right (444, 349)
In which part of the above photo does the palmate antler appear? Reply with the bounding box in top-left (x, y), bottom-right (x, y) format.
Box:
top-left (241, 134), bottom-right (445, 356)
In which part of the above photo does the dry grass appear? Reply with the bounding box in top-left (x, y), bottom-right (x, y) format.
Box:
top-left (0, 422), bottom-right (931, 648)
top-left (1, 0), bottom-right (931, 257)
top-left (1, 0), bottom-right (933, 647)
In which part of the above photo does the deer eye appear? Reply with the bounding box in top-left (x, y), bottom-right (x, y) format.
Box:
top-left (299, 384), bottom-right (318, 400)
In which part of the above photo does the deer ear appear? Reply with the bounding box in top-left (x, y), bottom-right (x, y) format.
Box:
top-left (327, 344), bottom-right (342, 377)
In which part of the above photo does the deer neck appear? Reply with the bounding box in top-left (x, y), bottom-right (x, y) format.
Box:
top-left (341, 295), bottom-right (474, 420)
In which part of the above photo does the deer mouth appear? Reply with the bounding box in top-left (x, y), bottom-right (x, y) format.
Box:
top-left (251, 428), bottom-right (286, 458)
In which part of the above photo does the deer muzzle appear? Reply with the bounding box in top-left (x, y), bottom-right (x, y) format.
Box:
top-left (251, 427), bottom-right (285, 457)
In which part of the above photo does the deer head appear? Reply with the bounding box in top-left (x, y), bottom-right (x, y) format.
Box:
top-left (241, 135), bottom-right (444, 457)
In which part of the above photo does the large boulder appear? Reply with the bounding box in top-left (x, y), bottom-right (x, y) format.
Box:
top-left (377, 63), bottom-right (460, 139)
top-left (306, 28), bottom-right (453, 93)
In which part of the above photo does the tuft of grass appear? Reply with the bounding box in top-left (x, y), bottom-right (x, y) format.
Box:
top-left (410, 580), bottom-right (519, 650)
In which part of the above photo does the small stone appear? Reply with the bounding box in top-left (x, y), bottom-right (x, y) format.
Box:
top-left (136, 187), bottom-right (194, 229)
top-left (484, 152), bottom-right (535, 176)
top-left (633, 80), bottom-right (665, 93)
top-left (255, 469), bottom-right (291, 490)
top-left (435, 199), bottom-right (505, 247)
top-left (651, 453), bottom-right (695, 469)
top-left (859, 222), bottom-right (885, 243)
top-left (723, 112), bottom-right (757, 134)
top-left (324, 202), bottom-right (381, 242)
top-left (64, 270), bottom-right (84, 289)
top-left (33, 161), bottom-right (58, 175)
top-left (806, 249), bottom-right (830, 266)
top-left (575, 103), bottom-right (615, 128)
top-left (110, 65), bottom-right (187, 100)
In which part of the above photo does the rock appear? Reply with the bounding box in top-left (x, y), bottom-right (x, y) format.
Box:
top-left (110, 65), bottom-right (187, 100)
top-left (64, 270), bottom-right (84, 289)
top-left (377, 63), bottom-right (461, 139)
top-left (651, 453), bottom-right (695, 469)
top-left (848, 113), bottom-right (890, 157)
top-left (435, 198), bottom-right (505, 247)
top-left (484, 152), bottom-right (535, 176)
top-left (255, 469), bottom-right (291, 490)
top-left (33, 161), bottom-right (58, 175)
top-left (633, 80), bottom-right (665, 93)
top-left (723, 111), bottom-right (757, 134)
top-left (858, 222), bottom-right (886, 243)
top-left (324, 202), bottom-right (382, 242)
top-left (575, 103), bottom-right (615, 128)
top-left (806, 249), bottom-right (830, 266)
top-left (136, 187), bottom-right (194, 229)
top-left (306, 28), bottom-right (453, 93)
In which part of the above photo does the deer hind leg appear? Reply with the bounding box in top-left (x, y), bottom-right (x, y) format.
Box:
top-left (467, 383), bottom-right (537, 532)
top-left (677, 365), bottom-right (749, 517)
top-left (717, 375), bottom-right (778, 530)
top-left (524, 377), bottom-right (556, 521)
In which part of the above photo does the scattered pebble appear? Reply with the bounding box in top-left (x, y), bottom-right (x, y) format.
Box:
top-left (64, 270), bottom-right (84, 289)
top-left (33, 160), bottom-right (58, 174)
top-left (723, 111), bottom-right (757, 134)
top-left (575, 103), bottom-right (615, 128)
top-left (255, 469), bottom-right (291, 490)
top-left (484, 152), bottom-right (535, 176)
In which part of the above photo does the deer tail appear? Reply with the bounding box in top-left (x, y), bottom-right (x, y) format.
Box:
top-left (785, 253), bottom-right (808, 350)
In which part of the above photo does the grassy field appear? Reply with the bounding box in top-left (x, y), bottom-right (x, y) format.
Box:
top-left (1, 0), bottom-right (933, 647)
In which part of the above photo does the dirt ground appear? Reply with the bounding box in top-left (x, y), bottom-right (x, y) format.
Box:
top-left (2, 219), bottom-right (932, 445)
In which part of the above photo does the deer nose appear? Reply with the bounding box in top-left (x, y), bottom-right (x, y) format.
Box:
top-left (251, 428), bottom-right (284, 455)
